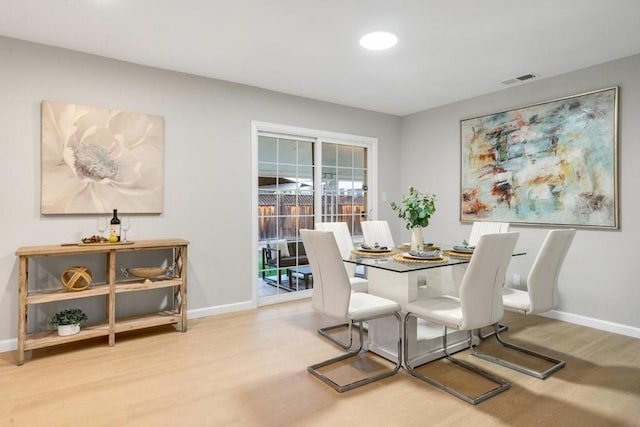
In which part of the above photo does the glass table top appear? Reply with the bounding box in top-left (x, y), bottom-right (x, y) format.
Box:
top-left (344, 243), bottom-right (525, 274)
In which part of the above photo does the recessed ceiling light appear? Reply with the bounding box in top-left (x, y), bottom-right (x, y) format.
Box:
top-left (359, 31), bottom-right (398, 50)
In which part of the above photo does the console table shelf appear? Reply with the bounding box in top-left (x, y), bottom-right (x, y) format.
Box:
top-left (114, 311), bottom-right (182, 333)
top-left (24, 324), bottom-right (110, 351)
top-left (16, 238), bottom-right (189, 365)
top-left (26, 285), bottom-right (111, 304)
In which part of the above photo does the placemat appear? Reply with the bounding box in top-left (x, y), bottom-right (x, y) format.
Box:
top-left (352, 249), bottom-right (395, 257)
top-left (392, 254), bottom-right (449, 264)
top-left (443, 249), bottom-right (473, 259)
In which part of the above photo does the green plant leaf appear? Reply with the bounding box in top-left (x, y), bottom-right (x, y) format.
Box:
top-left (389, 187), bottom-right (437, 229)
top-left (49, 308), bottom-right (88, 327)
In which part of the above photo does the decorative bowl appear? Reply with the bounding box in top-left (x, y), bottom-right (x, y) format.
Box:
top-left (126, 267), bottom-right (167, 280)
top-left (61, 265), bottom-right (93, 291)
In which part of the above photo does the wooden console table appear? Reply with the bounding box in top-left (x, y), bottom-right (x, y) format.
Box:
top-left (16, 238), bottom-right (189, 365)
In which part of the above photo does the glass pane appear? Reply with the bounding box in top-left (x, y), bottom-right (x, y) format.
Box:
top-left (322, 143), bottom-right (337, 166)
top-left (299, 141), bottom-right (313, 166)
top-left (354, 146), bottom-right (365, 168)
top-left (277, 164), bottom-right (297, 193)
top-left (258, 136), bottom-right (277, 163)
top-left (258, 161), bottom-right (278, 177)
top-left (279, 138), bottom-right (297, 164)
top-left (337, 168), bottom-right (354, 191)
top-left (337, 145), bottom-right (352, 168)
top-left (322, 170), bottom-right (338, 196)
top-left (354, 168), bottom-right (366, 194)
top-left (298, 166), bottom-right (313, 194)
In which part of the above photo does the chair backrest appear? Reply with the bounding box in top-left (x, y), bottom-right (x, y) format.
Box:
top-left (361, 220), bottom-right (395, 248)
top-left (459, 232), bottom-right (519, 330)
top-left (468, 222), bottom-right (510, 247)
top-left (315, 222), bottom-right (354, 259)
top-left (527, 229), bottom-right (576, 314)
top-left (300, 229), bottom-right (352, 321)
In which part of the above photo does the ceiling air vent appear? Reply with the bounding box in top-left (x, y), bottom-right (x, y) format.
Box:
top-left (502, 73), bottom-right (538, 85)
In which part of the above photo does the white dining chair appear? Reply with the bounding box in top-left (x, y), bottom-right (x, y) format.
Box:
top-left (473, 229), bottom-right (576, 379)
top-left (437, 221), bottom-right (512, 298)
top-left (301, 229), bottom-right (402, 392)
top-left (403, 232), bottom-right (519, 405)
top-left (361, 220), bottom-right (396, 248)
top-left (315, 222), bottom-right (369, 349)
top-left (468, 221), bottom-right (511, 246)
top-left (315, 222), bottom-right (365, 289)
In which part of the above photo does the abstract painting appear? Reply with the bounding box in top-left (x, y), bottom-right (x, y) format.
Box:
top-left (41, 101), bottom-right (164, 214)
top-left (460, 87), bottom-right (618, 229)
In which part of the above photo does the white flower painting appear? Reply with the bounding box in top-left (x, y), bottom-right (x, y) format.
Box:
top-left (41, 101), bottom-right (164, 214)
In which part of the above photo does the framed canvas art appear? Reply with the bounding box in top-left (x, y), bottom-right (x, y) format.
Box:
top-left (460, 87), bottom-right (618, 229)
top-left (41, 101), bottom-right (165, 214)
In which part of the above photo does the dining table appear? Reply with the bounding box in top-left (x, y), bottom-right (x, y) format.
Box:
top-left (344, 243), bottom-right (526, 367)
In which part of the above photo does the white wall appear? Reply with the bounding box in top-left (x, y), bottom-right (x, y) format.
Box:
top-left (0, 37), bottom-right (402, 348)
top-left (1, 35), bottom-right (637, 351)
top-left (397, 54), bottom-right (640, 335)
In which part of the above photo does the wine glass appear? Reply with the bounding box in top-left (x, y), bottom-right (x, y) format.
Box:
top-left (121, 217), bottom-right (132, 241)
top-left (96, 216), bottom-right (108, 237)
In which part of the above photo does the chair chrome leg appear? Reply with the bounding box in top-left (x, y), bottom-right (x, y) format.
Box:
top-left (404, 315), bottom-right (510, 405)
top-left (478, 323), bottom-right (509, 340)
top-left (472, 323), bottom-right (566, 380)
top-left (309, 315), bottom-right (402, 393)
top-left (318, 323), bottom-right (353, 350)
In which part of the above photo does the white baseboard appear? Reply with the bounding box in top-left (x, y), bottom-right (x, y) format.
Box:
top-left (2, 305), bottom-right (637, 355)
top-left (187, 300), bottom-right (256, 319)
top-left (0, 338), bottom-right (17, 354)
top-left (543, 310), bottom-right (640, 339)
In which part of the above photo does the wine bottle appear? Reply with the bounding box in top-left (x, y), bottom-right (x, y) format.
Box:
top-left (110, 209), bottom-right (121, 242)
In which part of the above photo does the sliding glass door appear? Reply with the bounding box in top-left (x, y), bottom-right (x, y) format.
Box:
top-left (253, 122), bottom-right (376, 304)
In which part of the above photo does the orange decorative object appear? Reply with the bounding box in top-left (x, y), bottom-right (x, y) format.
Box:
top-left (61, 266), bottom-right (92, 291)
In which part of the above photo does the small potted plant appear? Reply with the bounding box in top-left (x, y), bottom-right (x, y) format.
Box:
top-left (390, 186), bottom-right (437, 251)
top-left (49, 308), bottom-right (88, 336)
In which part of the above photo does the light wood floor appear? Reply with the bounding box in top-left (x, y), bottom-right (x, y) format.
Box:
top-left (2, 299), bottom-right (639, 426)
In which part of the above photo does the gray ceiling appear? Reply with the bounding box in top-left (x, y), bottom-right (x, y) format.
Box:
top-left (1, 0), bottom-right (639, 116)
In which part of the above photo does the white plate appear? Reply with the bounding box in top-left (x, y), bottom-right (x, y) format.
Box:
top-left (404, 252), bottom-right (441, 260)
top-left (452, 245), bottom-right (474, 253)
top-left (358, 247), bottom-right (390, 253)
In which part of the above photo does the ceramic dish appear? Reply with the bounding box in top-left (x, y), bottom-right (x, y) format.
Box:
top-left (452, 245), bottom-right (475, 253)
top-left (359, 245), bottom-right (389, 252)
top-left (404, 251), bottom-right (442, 260)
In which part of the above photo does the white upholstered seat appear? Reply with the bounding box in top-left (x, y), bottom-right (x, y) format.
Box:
top-left (474, 229), bottom-right (576, 379)
top-left (301, 229), bottom-right (402, 392)
top-left (404, 232), bottom-right (519, 405)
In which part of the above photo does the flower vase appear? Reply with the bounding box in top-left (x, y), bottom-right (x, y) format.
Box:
top-left (411, 227), bottom-right (424, 251)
